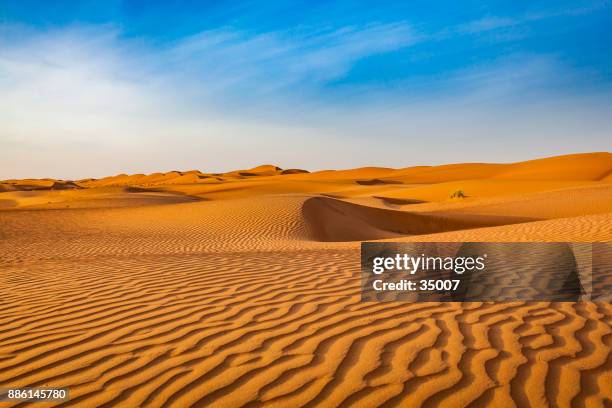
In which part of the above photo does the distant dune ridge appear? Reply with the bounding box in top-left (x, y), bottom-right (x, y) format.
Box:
top-left (1, 152), bottom-right (611, 210)
top-left (0, 152), bottom-right (611, 407)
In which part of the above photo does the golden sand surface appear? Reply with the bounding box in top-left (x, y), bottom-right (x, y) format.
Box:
top-left (0, 152), bottom-right (611, 407)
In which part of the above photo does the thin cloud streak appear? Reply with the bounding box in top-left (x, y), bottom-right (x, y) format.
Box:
top-left (457, 1), bottom-right (610, 35)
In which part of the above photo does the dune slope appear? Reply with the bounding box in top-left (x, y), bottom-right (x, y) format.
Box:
top-left (302, 196), bottom-right (536, 242)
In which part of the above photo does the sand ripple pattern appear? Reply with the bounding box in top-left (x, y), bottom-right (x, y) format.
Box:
top-left (0, 196), bottom-right (318, 264)
top-left (1, 195), bottom-right (611, 407)
top-left (1, 250), bottom-right (610, 407)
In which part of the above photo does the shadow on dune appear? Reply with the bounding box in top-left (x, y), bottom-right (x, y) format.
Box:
top-left (1, 181), bottom-right (82, 191)
top-left (374, 196), bottom-right (427, 206)
top-left (302, 196), bottom-right (538, 242)
top-left (0, 199), bottom-right (18, 209)
top-left (355, 178), bottom-right (403, 186)
top-left (124, 186), bottom-right (166, 193)
top-left (281, 169), bottom-right (309, 175)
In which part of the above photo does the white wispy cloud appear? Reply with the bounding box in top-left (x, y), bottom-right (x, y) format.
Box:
top-left (161, 22), bottom-right (417, 98)
top-left (0, 22), bottom-right (610, 179)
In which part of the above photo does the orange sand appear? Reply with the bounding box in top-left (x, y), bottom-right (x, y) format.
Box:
top-left (0, 152), bottom-right (611, 407)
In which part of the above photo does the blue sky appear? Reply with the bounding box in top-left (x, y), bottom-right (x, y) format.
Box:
top-left (1, 0), bottom-right (611, 178)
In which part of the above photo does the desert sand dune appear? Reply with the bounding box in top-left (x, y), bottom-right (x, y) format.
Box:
top-left (382, 152), bottom-right (612, 183)
top-left (0, 187), bottom-right (200, 210)
top-left (386, 183), bottom-right (612, 219)
top-left (491, 152), bottom-right (612, 181)
top-left (302, 196), bottom-right (535, 242)
top-left (0, 152), bottom-right (611, 407)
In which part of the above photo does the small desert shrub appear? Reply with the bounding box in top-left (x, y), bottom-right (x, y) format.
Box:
top-left (451, 189), bottom-right (466, 198)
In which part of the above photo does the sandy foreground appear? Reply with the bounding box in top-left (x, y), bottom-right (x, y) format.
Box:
top-left (1, 152), bottom-right (611, 407)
